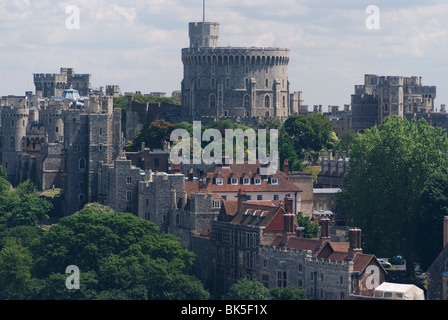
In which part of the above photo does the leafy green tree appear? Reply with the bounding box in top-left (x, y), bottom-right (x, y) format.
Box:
top-left (270, 286), bottom-right (308, 300)
top-left (30, 203), bottom-right (209, 300)
top-left (226, 279), bottom-right (271, 300)
top-left (0, 238), bottom-right (37, 299)
top-left (133, 119), bottom-right (176, 150)
top-left (414, 167), bottom-right (448, 270)
top-left (281, 114), bottom-right (334, 165)
top-left (339, 116), bottom-right (448, 277)
top-left (296, 212), bottom-right (319, 238)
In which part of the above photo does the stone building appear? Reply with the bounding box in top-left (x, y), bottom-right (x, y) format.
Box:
top-left (351, 74), bottom-right (437, 133)
top-left (181, 21), bottom-right (291, 122)
top-left (97, 157), bottom-right (143, 216)
top-left (33, 67), bottom-right (91, 98)
top-left (60, 96), bottom-right (122, 215)
top-left (193, 191), bottom-right (387, 299)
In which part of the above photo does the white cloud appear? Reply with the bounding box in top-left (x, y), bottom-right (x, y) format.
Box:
top-left (1, 1), bottom-right (448, 108)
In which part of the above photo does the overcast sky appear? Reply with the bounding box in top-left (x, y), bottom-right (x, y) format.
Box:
top-left (1, 0), bottom-right (448, 109)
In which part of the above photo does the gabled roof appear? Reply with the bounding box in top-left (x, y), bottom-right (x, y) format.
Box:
top-left (191, 162), bottom-right (302, 193)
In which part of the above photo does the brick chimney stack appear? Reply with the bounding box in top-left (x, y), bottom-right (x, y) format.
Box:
top-left (283, 195), bottom-right (293, 214)
top-left (237, 189), bottom-right (247, 212)
top-left (320, 217), bottom-right (330, 239)
top-left (283, 159), bottom-right (289, 176)
top-left (349, 228), bottom-right (362, 254)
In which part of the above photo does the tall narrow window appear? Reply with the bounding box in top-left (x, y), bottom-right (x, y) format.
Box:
top-left (244, 95), bottom-right (250, 109)
top-left (10, 137), bottom-right (15, 148)
top-left (265, 95), bottom-right (270, 108)
top-left (79, 158), bottom-right (86, 170)
top-left (210, 94), bottom-right (216, 108)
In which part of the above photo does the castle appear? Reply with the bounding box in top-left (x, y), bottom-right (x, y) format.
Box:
top-left (181, 21), bottom-right (295, 123)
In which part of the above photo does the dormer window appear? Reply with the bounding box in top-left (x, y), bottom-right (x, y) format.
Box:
top-left (254, 178), bottom-right (261, 185)
top-left (243, 178), bottom-right (250, 185)
top-left (231, 178), bottom-right (238, 185)
top-left (216, 178), bottom-right (223, 185)
top-left (212, 200), bottom-right (221, 208)
top-left (271, 177), bottom-right (278, 185)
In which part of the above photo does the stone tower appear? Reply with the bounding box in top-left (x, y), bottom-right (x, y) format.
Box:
top-left (60, 96), bottom-right (122, 215)
top-left (1, 101), bottom-right (30, 182)
top-left (181, 19), bottom-right (290, 122)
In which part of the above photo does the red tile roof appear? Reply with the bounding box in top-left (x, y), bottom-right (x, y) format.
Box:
top-left (189, 162), bottom-right (302, 193)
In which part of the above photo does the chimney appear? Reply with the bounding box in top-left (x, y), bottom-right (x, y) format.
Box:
top-left (349, 228), bottom-right (362, 254)
top-left (284, 214), bottom-right (295, 233)
top-left (188, 169), bottom-right (194, 181)
top-left (319, 217), bottom-right (330, 239)
top-left (283, 195), bottom-right (293, 214)
top-left (444, 216), bottom-right (448, 248)
top-left (283, 159), bottom-right (289, 176)
top-left (237, 189), bottom-right (247, 212)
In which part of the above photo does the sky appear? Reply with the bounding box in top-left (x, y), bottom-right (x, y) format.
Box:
top-left (1, 0), bottom-right (448, 109)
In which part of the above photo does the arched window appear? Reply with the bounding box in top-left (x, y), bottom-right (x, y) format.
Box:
top-left (265, 95), bottom-right (270, 109)
top-left (244, 95), bottom-right (250, 109)
top-left (79, 158), bottom-right (86, 170)
top-left (210, 95), bottom-right (216, 108)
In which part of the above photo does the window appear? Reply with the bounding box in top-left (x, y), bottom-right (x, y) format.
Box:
top-left (273, 195), bottom-right (279, 201)
top-left (254, 178), bottom-right (261, 185)
top-left (265, 95), bottom-right (270, 108)
top-left (257, 195), bottom-right (263, 201)
top-left (261, 274), bottom-right (270, 289)
top-left (79, 194), bottom-right (85, 202)
top-left (126, 190), bottom-right (132, 201)
top-left (126, 177), bottom-right (132, 184)
top-left (246, 195), bottom-right (252, 200)
top-left (244, 95), bottom-right (250, 109)
top-left (226, 78), bottom-right (230, 89)
top-left (271, 177), bottom-right (278, 185)
top-left (277, 271), bottom-right (287, 287)
top-left (197, 78), bottom-right (201, 88)
top-left (10, 137), bottom-right (15, 148)
top-left (216, 178), bottom-right (223, 185)
top-left (231, 178), bottom-right (238, 185)
top-left (212, 200), bottom-right (221, 208)
top-left (210, 94), bottom-right (216, 108)
top-left (243, 178), bottom-right (250, 185)
top-left (298, 279), bottom-right (303, 288)
top-left (79, 158), bottom-right (86, 170)
top-left (265, 79), bottom-right (269, 88)
top-left (154, 158), bottom-right (160, 167)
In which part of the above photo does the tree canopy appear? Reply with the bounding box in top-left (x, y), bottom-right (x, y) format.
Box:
top-left (338, 116), bottom-right (448, 276)
top-left (29, 203), bottom-right (209, 300)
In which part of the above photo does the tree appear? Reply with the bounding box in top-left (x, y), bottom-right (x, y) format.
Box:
top-left (281, 114), bottom-right (335, 165)
top-left (296, 212), bottom-right (319, 238)
top-left (226, 279), bottom-right (271, 300)
top-left (0, 238), bottom-right (37, 299)
top-left (30, 203), bottom-right (209, 300)
top-left (270, 286), bottom-right (308, 300)
top-left (133, 119), bottom-right (176, 150)
top-left (415, 167), bottom-right (448, 270)
top-left (339, 116), bottom-right (448, 277)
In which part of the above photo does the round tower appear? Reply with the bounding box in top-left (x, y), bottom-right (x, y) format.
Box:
top-left (1, 105), bottom-right (30, 181)
top-left (181, 21), bottom-right (290, 122)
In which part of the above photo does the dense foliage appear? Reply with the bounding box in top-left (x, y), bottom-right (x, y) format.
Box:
top-left (226, 279), bottom-right (308, 300)
top-left (0, 203), bottom-right (210, 300)
top-left (339, 116), bottom-right (448, 276)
